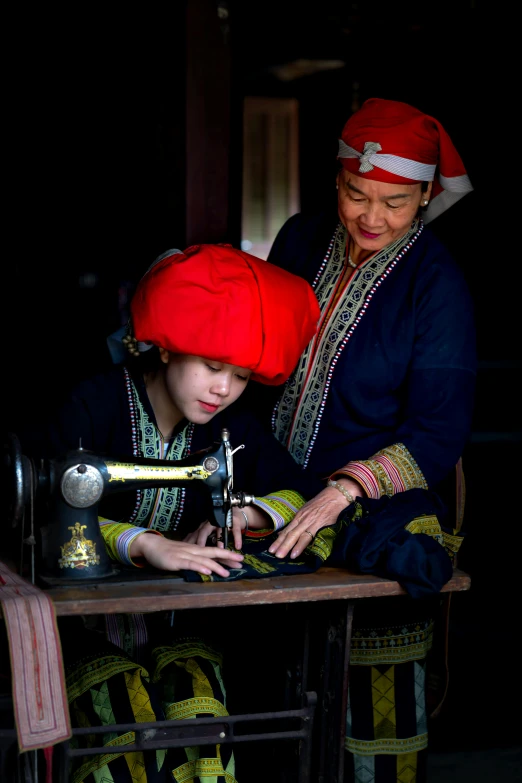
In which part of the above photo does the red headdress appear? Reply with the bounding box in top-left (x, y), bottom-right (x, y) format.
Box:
top-left (130, 244), bottom-right (320, 385)
top-left (338, 98), bottom-right (473, 222)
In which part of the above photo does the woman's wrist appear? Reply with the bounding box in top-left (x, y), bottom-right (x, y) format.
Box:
top-left (327, 479), bottom-right (355, 505)
top-left (328, 473), bottom-right (364, 497)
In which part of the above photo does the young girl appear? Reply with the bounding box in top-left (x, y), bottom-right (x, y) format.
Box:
top-left (22, 243), bottom-right (320, 783)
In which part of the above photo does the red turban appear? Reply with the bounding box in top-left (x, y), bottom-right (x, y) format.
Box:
top-left (338, 98), bottom-right (473, 222)
top-left (130, 244), bottom-right (320, 386)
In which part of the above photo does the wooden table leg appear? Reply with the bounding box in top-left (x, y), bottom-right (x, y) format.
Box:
top-left (313, 599), bottom-right (354, 783)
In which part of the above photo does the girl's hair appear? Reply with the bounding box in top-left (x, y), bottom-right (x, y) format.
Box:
top-left (126, 345), bottom-right (163, 374)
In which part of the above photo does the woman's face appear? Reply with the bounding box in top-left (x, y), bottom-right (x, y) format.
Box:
top-left (336, 169), bottom-right (432, 252)
top-left (161, 353), bottom-right (251, 425)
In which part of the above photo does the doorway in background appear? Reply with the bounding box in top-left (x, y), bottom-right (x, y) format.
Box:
top-left (241, 96), bottom-right (299, 259)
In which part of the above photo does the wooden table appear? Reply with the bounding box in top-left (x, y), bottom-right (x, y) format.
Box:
top-left (45, 566), bottom-right (470, 782)
top-left (43, 565), bottom-right (471, 613)
top-left (1, 566), bottom-right (471, 783)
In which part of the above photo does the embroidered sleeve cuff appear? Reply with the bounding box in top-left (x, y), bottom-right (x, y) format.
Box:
top-left (99, 518), bottom-right (163, 567)
top-left (329, 465), bottom-right (380, 499)
top-left (251, 489), bottom-right (306, 533)
top-left (329, 443), bottom-right (428, 499)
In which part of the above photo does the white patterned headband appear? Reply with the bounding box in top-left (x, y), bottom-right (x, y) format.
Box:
top-left (337, 138), bottom-right (473, 223)
top-left (338, 139), bottom-right (436, 181)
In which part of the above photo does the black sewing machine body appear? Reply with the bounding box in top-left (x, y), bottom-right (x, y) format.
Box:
top-left (2, 429), bottom-right (252, 585)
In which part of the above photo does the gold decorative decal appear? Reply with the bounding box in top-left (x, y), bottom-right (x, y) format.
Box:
top-left (58, 522), bottom-right (101, 569)
top-left (105, 461), bottom-right (211, 483)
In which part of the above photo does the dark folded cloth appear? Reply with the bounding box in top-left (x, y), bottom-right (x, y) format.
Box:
top-left (184, 488), bottom-right (461, 598)
top-left (182, 525), bottom-right (336, 583)
top-left (329, 488), bottom-right (458, 599)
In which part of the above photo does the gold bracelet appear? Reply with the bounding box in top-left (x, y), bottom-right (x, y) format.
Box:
top-left (327, 479), bottom-right (355, 505)
top-left (239, 509), bottom-right (249, 531)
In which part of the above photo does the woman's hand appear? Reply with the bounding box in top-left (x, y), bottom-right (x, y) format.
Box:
top-left (130, 532), bottom-right (244, 577)
top-left (268, 486), bottom-right (350, 560)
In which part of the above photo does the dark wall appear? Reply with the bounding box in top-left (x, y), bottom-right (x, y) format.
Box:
top-left (5, 2), bottom-right (239, 430)
top-left (5, 8), bottom-right (188, 428)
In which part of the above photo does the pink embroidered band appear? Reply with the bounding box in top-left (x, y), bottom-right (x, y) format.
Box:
top-left (0, 561), bottom-right (71, 751)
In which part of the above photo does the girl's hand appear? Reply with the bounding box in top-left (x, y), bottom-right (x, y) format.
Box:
top-left (183, 520), bottom-right (222, 548)
top-left (130, 532), bottom-right (244, 577)
top-left (183, 506), bottom-right (270, 551)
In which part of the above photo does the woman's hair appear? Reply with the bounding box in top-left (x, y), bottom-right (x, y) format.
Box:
top-left (126, 345), bottom-right (163, 374)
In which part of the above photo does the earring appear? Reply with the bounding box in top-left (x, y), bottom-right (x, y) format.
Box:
top-left (336, 184), bottom-right (339, 190)
top-left (122, 328), bottom-right (140, 357)
top-left (422, 199), bottom-right (429, 206)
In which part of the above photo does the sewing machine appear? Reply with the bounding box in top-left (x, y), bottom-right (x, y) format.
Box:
top-left (2, 429), bottom-right (253, 585)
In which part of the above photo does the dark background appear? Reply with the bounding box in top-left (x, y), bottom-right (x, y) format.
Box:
top-left (4, 0), bottom-right (520, 758)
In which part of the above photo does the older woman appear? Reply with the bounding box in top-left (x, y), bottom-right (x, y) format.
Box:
top-left (265, 98), bottom-right (476, 783)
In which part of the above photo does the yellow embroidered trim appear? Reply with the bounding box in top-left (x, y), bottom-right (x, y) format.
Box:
top-left (350, 642), bottom-right (433, 666)
top-left (172, 758), bottom-right (237, 783)
top-left (405, 514), bottom-right (441, 536)
top-left (254, 489), bottom-right (306, 530)
top-left (350, 620), bottom-right (434, 666)
top-left (307, 524), bottom-right (339, 561)
top-left (98, 519), bottom-right (162, 566)
top-left (71, 749), bottom-right (132, 783)
top-left (345, 733), bottom-right (428, 755)
top-left (405, 515), bottom-right (464, 558)
top-left (263, 489), bottom-right (306, 511)
top-left (175, 657), bottom-right (213, 699)
top-left (152, 641), bottom-right (223, 682)
top-left (71, 732), bottom-right (156, 783)
top-left (371, 664), bottom-right (396, 736)
top-left (405, 515), bottom-right (444, 549)
top-left (242, 553), bottom-right (278, 574)
top-left (441, 531), bottom-right (464, 556)
top-left (125, 669), bottom-right (157, 723)
top-left (66, 658), bottom-right (149, 702)
top-left (99, 520), bottom-right (137, 562)
top-left (165, 696), bottom-right (229, 721)
top-left (398, 752), bottom-right (419, 782)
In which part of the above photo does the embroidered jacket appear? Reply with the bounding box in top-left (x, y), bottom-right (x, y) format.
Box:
top-left (264, 210), bottom-right (477, 514)
top-left (30, 365), bottom-right (311, 567)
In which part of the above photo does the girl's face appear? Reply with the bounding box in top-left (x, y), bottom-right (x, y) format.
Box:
top-left (161, 353), bottom-right (252, 425)
top-left (336, 169), bottom-right (432, 252)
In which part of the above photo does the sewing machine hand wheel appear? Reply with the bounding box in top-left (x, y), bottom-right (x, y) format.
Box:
top-left (1, 432), bottom-right (33, 528)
